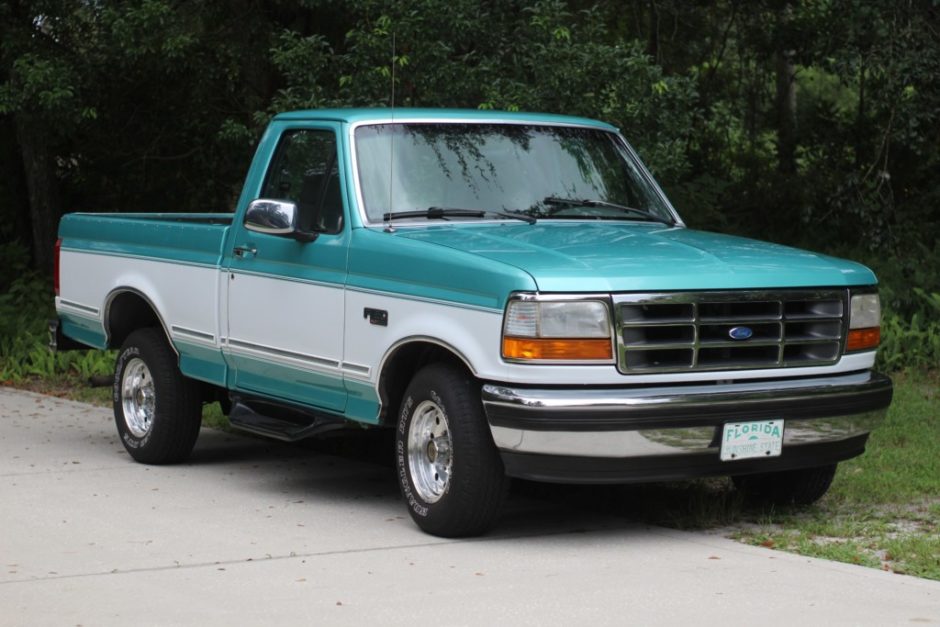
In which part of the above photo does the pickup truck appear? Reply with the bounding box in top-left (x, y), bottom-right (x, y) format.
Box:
top-left (53, 108), bottom-right (893, 537)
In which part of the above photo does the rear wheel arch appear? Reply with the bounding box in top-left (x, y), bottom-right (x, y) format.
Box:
top-left (105, 288), bottom-right (225, 404)
top-left (104, 288), bottom-right (175, 353)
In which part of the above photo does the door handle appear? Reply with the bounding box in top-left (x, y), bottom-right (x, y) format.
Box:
top-left (233, 245), bottom-right (257, 259)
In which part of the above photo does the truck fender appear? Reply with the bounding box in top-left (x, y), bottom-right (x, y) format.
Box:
top-left (104, 286), bottom-right (177, 356)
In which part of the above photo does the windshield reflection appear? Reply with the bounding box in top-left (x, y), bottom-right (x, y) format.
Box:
top-left (354, 123), bottom-right (673, 224)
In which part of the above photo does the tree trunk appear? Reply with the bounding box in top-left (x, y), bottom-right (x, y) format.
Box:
top-left (775, 48), bottom-right (798, 175)
top-left (0, 118), bottom-right (32, 248)
top-left (646, 0), bottom-right (660, 62)
top-left (855, 61), bottom-right (866, 169)
top-left (14, 116), bottom-right (62, 276)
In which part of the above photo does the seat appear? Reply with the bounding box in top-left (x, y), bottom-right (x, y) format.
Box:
top-left (317, 173), bottom-right (344, 234)
top-left (297, 172), bottom-right (324, 233)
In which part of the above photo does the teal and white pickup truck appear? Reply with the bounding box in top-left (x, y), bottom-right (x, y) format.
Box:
top-left (53, 109), bottom-right (893, 537)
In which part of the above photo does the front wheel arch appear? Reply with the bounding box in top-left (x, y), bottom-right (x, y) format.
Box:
top-left (377, 339), bottom-right (475, 425)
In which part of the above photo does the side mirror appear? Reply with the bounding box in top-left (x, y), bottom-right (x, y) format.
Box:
top-left (244, 199), bottom-right (298, 235)
top-left (244, 199), bottom-right (318, 242)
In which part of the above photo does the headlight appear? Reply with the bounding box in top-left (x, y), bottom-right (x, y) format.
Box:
top-left (502, 297), bottom-right (613, 362)
top-left (846, 292), bottom-right (881, 352)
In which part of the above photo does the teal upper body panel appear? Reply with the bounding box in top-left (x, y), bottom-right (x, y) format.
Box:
top-left (346, 228), bottom-right (536, 310)
top-left (59, 212), bottom-right (231, 266)
top-left (387, 221), bottom-right (878, 292)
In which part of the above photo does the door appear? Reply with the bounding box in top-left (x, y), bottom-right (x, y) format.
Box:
top-left (224, 125), bottom-right (349, 412)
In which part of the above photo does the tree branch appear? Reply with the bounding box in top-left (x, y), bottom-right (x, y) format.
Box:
top-left (705, 0), bottom-right (738, 83)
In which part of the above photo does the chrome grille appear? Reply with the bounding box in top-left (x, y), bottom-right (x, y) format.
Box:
top-left (614, 290), bottom-right (846, 374)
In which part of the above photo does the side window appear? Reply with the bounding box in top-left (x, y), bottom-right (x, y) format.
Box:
top-left (261, 129), bottom-right (344, 234)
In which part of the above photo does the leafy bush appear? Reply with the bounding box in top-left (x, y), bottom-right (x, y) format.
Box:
top-left (877, 290), bottom-right (940, 372)
top-left (0, 264), bottom-right (113, 383)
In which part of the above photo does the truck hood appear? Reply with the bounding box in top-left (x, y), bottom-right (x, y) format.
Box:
top-left (394, 222), bottom-right (876, 292)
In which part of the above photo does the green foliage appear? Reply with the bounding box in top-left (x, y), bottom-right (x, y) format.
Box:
top-left (1, 0), bottom-right (275, 224)
top-left (3, 1), bottom-right (937, 244)
top-left (0, 254), bottom-right (112, 383)
top-left (258, 0), bottom-right (698, 181)
top-left (837, 240), bottom-right (940, 371)
top-left (0, 241), bottom-right (31, 292)
top-left (0, 53), bottom-right (81, 120)
top-left (1, 0), bottom-right (937, 351)
top-left (647, 0), bottom-right (940, 256)
top-left (878, 307), bottom-right (940, 372)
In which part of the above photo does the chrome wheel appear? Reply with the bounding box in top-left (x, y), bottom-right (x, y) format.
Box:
top-left (396, 364), bottom-right (508, 536)
top-left (121, 357), bottom-right (155, 438)
top-left (407, 399), bottom-right (453, 503)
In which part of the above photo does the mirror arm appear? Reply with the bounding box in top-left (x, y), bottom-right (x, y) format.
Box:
top-left (292, 230), bottom-right (319, 243)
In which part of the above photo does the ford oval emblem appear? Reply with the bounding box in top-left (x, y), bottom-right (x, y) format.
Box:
top-left (728, 326), bottom-right (753, 341)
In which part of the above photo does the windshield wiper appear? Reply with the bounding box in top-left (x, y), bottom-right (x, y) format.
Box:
top-left (383, 207), bottom-right (536, 225)
top-left (542, 196), bottom-right (673, 226)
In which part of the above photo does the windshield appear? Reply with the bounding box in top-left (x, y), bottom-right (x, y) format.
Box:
top-left (354, 123), bottom-right (675, 224)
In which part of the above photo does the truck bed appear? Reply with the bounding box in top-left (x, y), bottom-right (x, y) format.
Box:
top-left (57, 212), bottom-right (235, 384)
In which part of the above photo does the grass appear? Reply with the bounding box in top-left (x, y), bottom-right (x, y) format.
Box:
top-left (837, 371), bottom-right (940, 502)
top-left (4, 350), bottom-right (115, 404)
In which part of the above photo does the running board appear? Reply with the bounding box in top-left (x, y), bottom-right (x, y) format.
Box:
top-left (228, 398), bottom-right (348, 442)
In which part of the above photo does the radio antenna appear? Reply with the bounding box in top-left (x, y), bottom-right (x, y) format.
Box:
top-left (390, 31), bottom-right (396, 109)
top-left (384, 31), bottom-right (396, 233)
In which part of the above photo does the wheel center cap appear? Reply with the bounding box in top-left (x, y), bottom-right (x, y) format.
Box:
top-left (427, 440), bottom-right (437, 463)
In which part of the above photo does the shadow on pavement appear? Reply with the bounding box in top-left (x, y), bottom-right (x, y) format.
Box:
top-left (180, 426), bottom-right (745, 536)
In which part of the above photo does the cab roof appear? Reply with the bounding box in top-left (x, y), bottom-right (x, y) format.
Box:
top-left (272, 108), bottom-right (618, 131)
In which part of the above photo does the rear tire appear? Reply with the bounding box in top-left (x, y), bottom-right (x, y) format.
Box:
top-left (396, 363), bottom-right (508, 537)
top-left (113, 327), bottom-right (202, 464)
top-left (732, 464), bottom-right (837, 505)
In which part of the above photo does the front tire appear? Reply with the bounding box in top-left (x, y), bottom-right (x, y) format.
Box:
top-left (396, 363), bottom-right (508, 537)
top-left (732, 464), bottom-right (837, 505)
top-left (113, 327), bottom-right (201, 464)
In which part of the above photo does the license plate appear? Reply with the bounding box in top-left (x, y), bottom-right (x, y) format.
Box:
top-left (720, 420), bottom-right (784, 461)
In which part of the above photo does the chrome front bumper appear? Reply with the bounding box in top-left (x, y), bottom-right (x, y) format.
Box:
top-left (481, 371), bottom-right (892, 483)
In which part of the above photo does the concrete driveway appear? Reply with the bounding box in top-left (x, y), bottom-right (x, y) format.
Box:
top-left (1, 387), bottom-right (937, 626)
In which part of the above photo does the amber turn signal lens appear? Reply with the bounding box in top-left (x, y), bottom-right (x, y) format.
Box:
top-left (846, 327), bottom-right (880, 352)
top-left (502, 337), bottom-right (613, 361)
